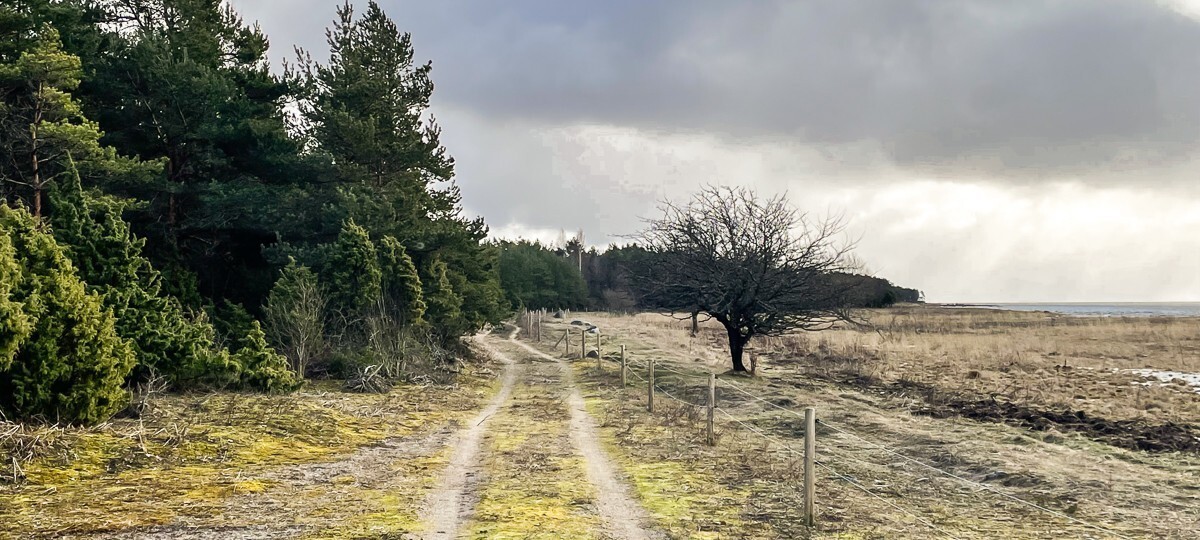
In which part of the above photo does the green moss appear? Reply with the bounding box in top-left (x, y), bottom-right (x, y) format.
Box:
top-left (572, 360), bottom-right (757, 539)
top-left (465, 374), bottom-right (601, 539)
top-left (0, 366), bottom-right (497, 537)
top-left (301, 449), bottom-right (452, 539)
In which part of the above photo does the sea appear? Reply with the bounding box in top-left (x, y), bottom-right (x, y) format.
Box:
top-left (942, 302), bottom-right (1200, 318)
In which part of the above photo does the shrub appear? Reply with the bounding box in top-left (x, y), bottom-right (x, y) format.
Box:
top-left (0, 235), bottom-right (32, 370)
top-left (49, 172), bottom-right (217, 386)
top-left (422, 257), bottom-right (464, 341)
top-left (233, 321), bottom-right (300, 392)
top-left (0, 205), bottom-right (135, 424)
top-left (265, 259), bottom-right (326, 377)
top-left (378, 236), bottom-right (425, 326)
top-left (323, 220), bottom-right (382, 320)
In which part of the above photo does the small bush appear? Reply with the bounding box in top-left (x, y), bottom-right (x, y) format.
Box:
top-left (232, 322), bottom-right (300, 393)
top-left (0, 205), bottom-right (135, 425)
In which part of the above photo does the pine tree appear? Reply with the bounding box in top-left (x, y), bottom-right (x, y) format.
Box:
top-left (378, 235), bottom-right (425, 325)
top-left (76, 0), bottom-right (314, 307)
top-left (297, 1), bottom-right (505, 337)
top-left (0, 25), bottom-right (157, 216)
top-left (0, 204), bottom-right (134, 424)
top-left (323, 219), bottom-right (382, 319)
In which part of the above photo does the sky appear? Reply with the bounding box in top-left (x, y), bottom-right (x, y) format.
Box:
top-left (229, 0), bottom-right (1200, 303)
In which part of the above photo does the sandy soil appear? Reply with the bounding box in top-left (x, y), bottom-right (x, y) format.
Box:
top-left (510, 337), bottom-right (664, 540)
top-left (415, 332), bottom-right (518, 539)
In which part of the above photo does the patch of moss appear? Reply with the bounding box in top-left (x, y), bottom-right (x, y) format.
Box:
top-left (465, 373), bottom-right (601, 539)
top-left (301, 448), bottom-right (453, 539)
top-left (0, 364), bottom-right (497, 537)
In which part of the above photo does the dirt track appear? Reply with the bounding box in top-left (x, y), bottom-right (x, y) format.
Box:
top-left (415, 332), bottom-right (518, 538)
top-left (509, 336), bottom-right (662, 540)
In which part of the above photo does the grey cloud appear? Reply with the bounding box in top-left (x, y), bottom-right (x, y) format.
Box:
top-left (449, 1), bottom-right (1200, 178)
top-left (235, 0), bottom-right (1200, 177)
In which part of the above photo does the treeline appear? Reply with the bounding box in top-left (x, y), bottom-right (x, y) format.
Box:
top-left (496, 241), bottom-right (921, 312)
top-left (1, 1), bottom-right (504, 424)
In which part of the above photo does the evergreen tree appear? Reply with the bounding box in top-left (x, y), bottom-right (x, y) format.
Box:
top-left (0, 234), bottom-right (32, 370)
top-left (296, 0), bottom-right (454, 231)
top-left (422, 257), bottom-right (464, 340)
top-left (496, 240), bottom-right (588, 310)
top-left (0, 25), bottom-right (157, 216)
top-left (378, 235), bottom-right (425, 325)
top-left (49, 164), bottom-right (215, 385)
top-left (0, 204), bottom-right (134, 424)
top-left (77, 0), bottom-right (320, 307)
top-left (297, 1), bottom-right (505, 337)
top-left (323, 219), bottom-right (382, 319)
top-left (232, 320), bottom-right (298, 392)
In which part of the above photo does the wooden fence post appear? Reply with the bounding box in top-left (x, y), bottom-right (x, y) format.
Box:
top-left (596, 333), bottom-right (602, 371)
top-left (620, 345), bottom-right (627, 386)
top-left (804, 407), bottom-right (816, 527)
top-left (707, 373), bottom-right (716, 446)
top-left (580, 329), bottom-right (586, 359)
top-left (647, 359), bottom-right (655, 412)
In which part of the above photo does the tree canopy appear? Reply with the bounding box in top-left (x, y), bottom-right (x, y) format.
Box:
top-left (0, 0), bottom-right (508, 423)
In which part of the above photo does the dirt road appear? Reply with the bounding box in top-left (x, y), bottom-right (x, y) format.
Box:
top-left (416, 332), bottom-right (519, 539)
top-left (435, 331), bottom-right (661, 539)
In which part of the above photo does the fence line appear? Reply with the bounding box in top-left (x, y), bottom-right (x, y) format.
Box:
top-left (716, 377), bottom-right (1134, 540)
top-left (596, 346), bottom-right (957, 537)
top-left (522, 323), bottom-right (1134, 539)
top-left (714, 408), bottom-right (960, 539)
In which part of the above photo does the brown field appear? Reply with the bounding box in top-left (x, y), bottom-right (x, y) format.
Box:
top-left (3, 308), bottom-right (1197, 539)
top-left (534, 306), bottom-right (1200, 538)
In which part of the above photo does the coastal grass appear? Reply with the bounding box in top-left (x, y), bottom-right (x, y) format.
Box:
top-left (539, 309), bottom-right (1200, 538)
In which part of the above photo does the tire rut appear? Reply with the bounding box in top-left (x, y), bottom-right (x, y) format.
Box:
top-left (506, 335), bottom-right (663, 540)
top-left (415, 331), bottom-right (518, 539)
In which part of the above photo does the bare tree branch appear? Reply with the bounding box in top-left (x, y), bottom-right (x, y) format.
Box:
top-left (629, 185), bottom-right (862, 372)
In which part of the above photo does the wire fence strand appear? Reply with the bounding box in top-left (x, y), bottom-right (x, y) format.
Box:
top-left (534, 330), bottom-right (1135, 540)
top-left (716, 377), bottom-right (1134, 540)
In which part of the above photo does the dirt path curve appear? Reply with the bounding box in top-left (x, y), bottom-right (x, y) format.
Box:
top-left (415, 331), bottom-right (518, 539)
top-left (506, 335), bottom-right (664, 540)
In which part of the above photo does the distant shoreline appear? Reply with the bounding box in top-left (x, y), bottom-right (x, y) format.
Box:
top-left (930, 302), bottom-right (1200, 317)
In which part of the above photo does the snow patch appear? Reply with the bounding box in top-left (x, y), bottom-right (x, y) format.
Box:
top-left (1119, 368), bottom-right (1200, 394)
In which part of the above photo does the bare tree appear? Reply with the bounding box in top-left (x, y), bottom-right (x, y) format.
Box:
top-left (632, 185), bottom-right (859, 372)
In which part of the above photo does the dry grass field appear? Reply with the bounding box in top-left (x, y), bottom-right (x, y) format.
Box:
top-left (533, 306), bottom-right (1200, 538)
top-left (3, 308), bottom-right (1197, 539)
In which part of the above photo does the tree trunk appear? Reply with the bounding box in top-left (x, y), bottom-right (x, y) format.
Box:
top-left (31, 85), bottom-right (42, 218)
top-left (725, 323), bottom-right (748, 372)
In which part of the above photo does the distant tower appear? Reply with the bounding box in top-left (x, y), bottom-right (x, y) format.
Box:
top-left (575, 229), bottom-right (585, 272)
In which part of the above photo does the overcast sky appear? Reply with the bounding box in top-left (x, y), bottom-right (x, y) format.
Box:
top-left (230, 0), bottom-right (1200, 303)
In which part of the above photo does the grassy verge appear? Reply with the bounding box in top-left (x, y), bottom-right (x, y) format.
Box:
top-left (530, 314), bottom-right (1194, 538)
top-left (0, 361), bottom-right (498, 538)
